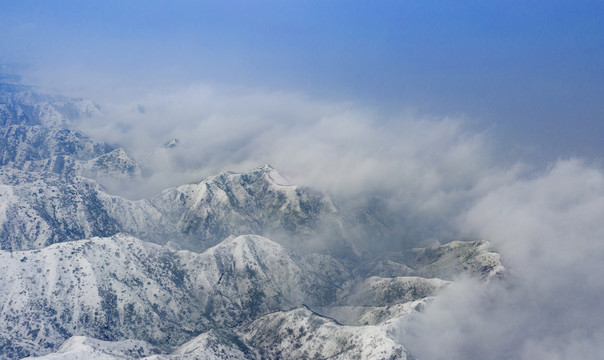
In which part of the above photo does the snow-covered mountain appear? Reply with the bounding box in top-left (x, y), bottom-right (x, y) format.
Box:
top-left (27, 306), bottom-right (414, 360)
top-left (0, 234), bottom-right (346, 358)
top-left (0, 123), bottom-right (141, 183)
top-left (0, 169), bottom-right (124, 250)
top-left (152, 164), bottom-right (343, 252)
top-left (355, 240), bottom-right (504, 281)
top-left (23, 336), bottom-right (161, 360)
top-left (0, 83), bottom-right (506, 360)
top-left (239, 306), bottom-right (409, 359)
top-left (23, 309), bottom-right (413, 360)
top-left (0, 161), bottom-right (347, 255)
top-left (0, 126), bottom-right (112, 167)
top-left (0, 83), bottom-right (101, 128)
top-left (0, 232), bottom-right (502, 359)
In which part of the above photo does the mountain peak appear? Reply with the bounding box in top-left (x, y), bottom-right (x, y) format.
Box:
top-left (260, 163), bottom-right (274, 171)
top-left (255, 164), bottom-right (291, 186)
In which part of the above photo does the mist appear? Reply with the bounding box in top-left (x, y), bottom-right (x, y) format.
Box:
top-left (399, 159), bottom-right (604, 359)
top-left (70, 83), bottom-right (526, 248)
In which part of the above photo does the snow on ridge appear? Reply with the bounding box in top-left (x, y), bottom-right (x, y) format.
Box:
top-left (209, 234), bottom-right (283, 251)
top-left (0, 233), bottom-right (342, 358)
top-left (0, 231), bottom-right (502, 359)
top-left (25, 305), bottom-right (413, 360)
top-left (240, 306), bottom-right (410, 360)
top-left (0, 160), bottom-right (334, 253)
top-left (22, 336), bottom-right (160, 360)
top-left (257, 164), bottom-right (293, 187)
top-left (151, 164), bottom-right (337, 253)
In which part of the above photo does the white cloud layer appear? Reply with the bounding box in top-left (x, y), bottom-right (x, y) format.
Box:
top-left (400, 159), bottom-right (604, 359)
top-left (79, 84), bottom-right (518, 241)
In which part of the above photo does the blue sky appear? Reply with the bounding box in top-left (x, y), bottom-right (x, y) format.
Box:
top-left (1, 0), bottom-right (603, 161)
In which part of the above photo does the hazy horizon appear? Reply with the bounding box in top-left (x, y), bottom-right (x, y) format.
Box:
top-left (1, 1), bottom-right (603, 164)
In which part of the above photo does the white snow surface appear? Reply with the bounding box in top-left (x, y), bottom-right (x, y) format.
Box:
top-left (0, 164), bottom-right (505, 359)
top-left (0, 232), bottom-right (481, 359)
top-left (28, 307), bottom-right (411, 360)
top-left (152, 164), bottom-right (340, 252)
top-left (240, 307), bottom-right (409, 359)
top-left (0, 164), bottom-right (338, 253)
top-left (23, 336), bottom-right (159, 360)
top-left (0, 234), bottom-right (343, 358)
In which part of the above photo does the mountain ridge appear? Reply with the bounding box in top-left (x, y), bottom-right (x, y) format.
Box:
top-left (0, 84), bottom-right (506, 360)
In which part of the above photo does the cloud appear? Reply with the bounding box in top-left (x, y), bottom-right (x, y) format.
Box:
top-left (77, 83), bottom-right (517, 245)
top-left (92, 87), bottom-right (497, 195)
top-left (399, 159), bottom-right (604, 359)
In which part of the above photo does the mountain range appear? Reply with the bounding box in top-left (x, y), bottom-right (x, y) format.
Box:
top-left (0, 82), bottom-right (504, 359)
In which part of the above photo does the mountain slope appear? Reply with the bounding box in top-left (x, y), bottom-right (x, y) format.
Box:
top-left (0, 169), bottom-right (123, 250)
top-left (22, 337), bottom-right (161, 360)
top-left (28, 306), bottom-right (411, 360)
top-left (152, 164), bottom-right (350, 254)
top-left (0, 125), bottom-right (141, 183)
top-left (0, 84), bottom-right (101, 128)
top-left (239, 307), bottom-right (409, 360)
top-left (0, 163), bottom-right (347, 255)
top-left (0, 234), bottom-right (342, 359)
top-left (0, 126), bottom-right (111, 166)
top-left (356, 240), bottom-right (504, 281)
